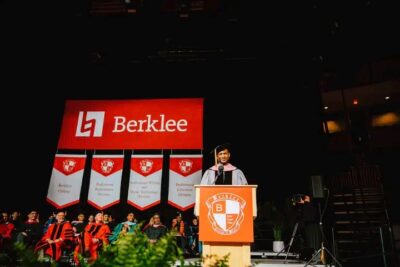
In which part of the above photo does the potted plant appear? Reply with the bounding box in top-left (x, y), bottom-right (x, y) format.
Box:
top-left (256, 201), bottom-right (287, 253)
top-left (269, 203), bottom-right (285, 252)
top-left (272, 225), bottom-right (284, 252)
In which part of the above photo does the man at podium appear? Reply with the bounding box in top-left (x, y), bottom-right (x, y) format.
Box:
top-left (200, 143), bottom-right (248, 185)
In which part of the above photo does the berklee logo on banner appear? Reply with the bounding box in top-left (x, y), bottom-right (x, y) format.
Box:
top-left (75, 111), bottom-right (105, 137)
top-left (112, 114), bottom-right (188, 133)
top-left (59, 99), bottom-right (203, 149)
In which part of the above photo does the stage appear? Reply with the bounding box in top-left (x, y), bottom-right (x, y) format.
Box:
top-left (250, 259), bottom-right (329, 267)
top-left (174, 251), bottom-right (332, 267)
top-left (175, 258), bottom-right (331, 266)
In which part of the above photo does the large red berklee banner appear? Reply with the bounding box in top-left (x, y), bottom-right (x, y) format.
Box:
top-left (58, 98), bottom-right (203, 149)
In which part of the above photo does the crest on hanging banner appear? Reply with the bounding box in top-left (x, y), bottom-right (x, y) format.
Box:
top-left (140, 159), bottom-right (154, 174)
top-left (63, 159), bottom-right (77, 173)
top-left (100, 159), bottom-right (114, 174)
top-left (179, 159), bottom-right (193, 174)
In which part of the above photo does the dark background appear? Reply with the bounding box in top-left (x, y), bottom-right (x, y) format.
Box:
top-left (1, 1), bottom-right (399, 224)
top-left (0, 71), bottom-right (323, 221)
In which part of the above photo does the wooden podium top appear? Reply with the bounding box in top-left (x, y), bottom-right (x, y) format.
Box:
top-left (194, 185), bottom-right (258, 217)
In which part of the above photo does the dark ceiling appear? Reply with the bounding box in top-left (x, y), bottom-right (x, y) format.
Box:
top-left (0, 0), bottom-right (399, 216)
top-left (1, 1), bottom-right (399, 69)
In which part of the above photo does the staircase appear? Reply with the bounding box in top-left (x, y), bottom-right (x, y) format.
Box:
top-left (327, 163), bottom-right (394, 266)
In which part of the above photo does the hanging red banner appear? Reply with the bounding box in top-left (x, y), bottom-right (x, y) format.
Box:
top-left (87, 155), bottom-right (124, 210)
top-left (168, 155), bottom-right (202, 211)
top-left (47, 154), bottom-right (86, 209)
top-left (57, 98), bottom-right (203, 149)
top-left (128, 155), bottom-right (163, 210)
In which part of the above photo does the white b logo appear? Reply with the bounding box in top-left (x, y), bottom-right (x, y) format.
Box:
top-left (75, 111), bottom-right (105, 137)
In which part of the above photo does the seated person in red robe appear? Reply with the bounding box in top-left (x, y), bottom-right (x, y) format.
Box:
top-left (34, 211), bottom-right (74, 262)
top-left (74, 213), bottom-right (111, 264)
top-left (0, 212), bottom-right (15, 252)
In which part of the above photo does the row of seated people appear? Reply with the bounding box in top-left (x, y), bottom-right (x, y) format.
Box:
top-left (36, 212), bottom-right (168, 264)
top-left (0, 210), bottom-right (200, 264)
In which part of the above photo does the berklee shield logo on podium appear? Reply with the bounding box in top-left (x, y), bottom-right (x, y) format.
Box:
top-left (199, 187), bottom-right (253, 242)
top-left (206, 193), bottom-right (245, 235)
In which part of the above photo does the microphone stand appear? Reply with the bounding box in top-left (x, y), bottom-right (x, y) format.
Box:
top-left (304, 197), bottom-right (342, 267)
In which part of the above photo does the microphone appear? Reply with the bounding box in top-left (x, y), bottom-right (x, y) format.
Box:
top-left (217, 164), bottom-right (224, 177)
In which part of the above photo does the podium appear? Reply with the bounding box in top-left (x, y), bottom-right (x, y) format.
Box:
top-left (194, 185), bottom-right (257, 267)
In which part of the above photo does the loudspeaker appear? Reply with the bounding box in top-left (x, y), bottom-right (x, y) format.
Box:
top-left (310, 175), bottom-right (324, 199)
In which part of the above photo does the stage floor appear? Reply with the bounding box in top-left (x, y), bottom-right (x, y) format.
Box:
top-left (175, 257), bottom-right (331, 267)
top-left (250, 259), bottom-right (330, 266)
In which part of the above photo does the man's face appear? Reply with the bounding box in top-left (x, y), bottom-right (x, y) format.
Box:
top-left (153, 215), bottom-right (160, 225)
top-left (28, 211), bottom-right (38, 220)
top-left (127, 213), bottom-right (135, 222)
top-left (217, 149), bottom-right (231, 164)
top-left (2, 213), bottom-right (9, 222)
top-left (56, 212), bottom-right (65, 223)
top-left (95, 213), bottom-right (103, 223)
top-left (11, 212), bottom-right (19, 220)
